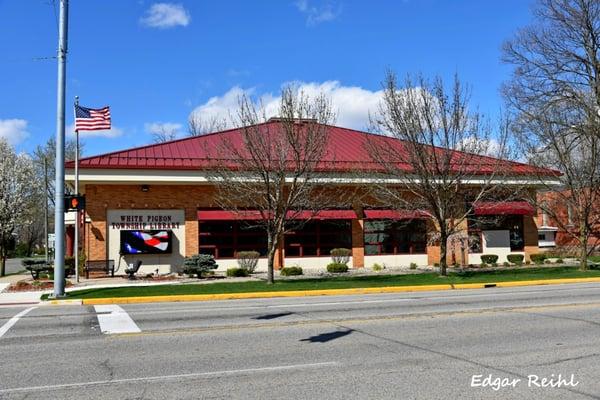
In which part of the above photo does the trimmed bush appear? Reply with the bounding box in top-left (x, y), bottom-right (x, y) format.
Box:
top-left (226, 267), bottom-right (249, 277)
top-left (236, 251), bottom-right (260, 273)
top-left (503, 262), bottom-right (510, 267)
top-left (530, 253), bottom-right (547, 264)
top-left (480, 254), bottom-right (499, 265)
top-left (507, 254), bottom-right (524, 265)
top-left (327, 263), bottom-right (349, 273)
top-left (280, 266), bottom-right (303, 276)
top-left (330, 248), bottom-right (351, 265)
top-left (183, 254), bottom-right (218, 278)
top-left (372, 263), bottom-right (384, 272)
top-left (556, 258), bottom-right (564, 264)
top-left (409, 262), bottom-right (418, 270)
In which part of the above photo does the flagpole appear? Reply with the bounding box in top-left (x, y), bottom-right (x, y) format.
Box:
top-left (74, 96), bottom-right (80, 283)
top-left (52, 0), bottom-right (68, 298)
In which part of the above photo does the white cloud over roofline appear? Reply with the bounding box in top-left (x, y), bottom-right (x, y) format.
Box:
top-left (189, 81), bottom-right (385, 132)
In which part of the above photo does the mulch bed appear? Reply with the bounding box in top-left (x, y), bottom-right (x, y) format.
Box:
top-left (8, 279), bottom-right (74, 292)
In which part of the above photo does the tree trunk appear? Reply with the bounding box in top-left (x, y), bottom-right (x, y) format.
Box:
top-left (579, 232), bottom-right (589, 271)
top-left (0, 247), bottom-right (5, 277)
top-left (266, 234), bottom-right (275, 284)
top-left (439, 233), bottom-right (448, 276)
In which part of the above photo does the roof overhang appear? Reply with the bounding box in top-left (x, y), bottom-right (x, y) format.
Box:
top-left (65, 168), bottom-right (562, 187)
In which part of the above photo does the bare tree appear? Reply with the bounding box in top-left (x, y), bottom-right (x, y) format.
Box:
top-left (188, 113), bottom-right (228, 136)
top-left (208, 86), bottom-right (340, 284)
top-left (151, 125), bottom-right (178, 143)
top-left (368, 72), bottom-right (515, 276)
top-left (0, 139), bottom-right (37, 276)
top-left (503, 0), bottom-right (600, 268)
top-left (32, 136), bottom-right (78, 207)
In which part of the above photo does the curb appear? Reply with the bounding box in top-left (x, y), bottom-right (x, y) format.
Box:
top-left (74, 277), bottom-right (600, 305)
top-left (40, 299), bottom-right (83, 306)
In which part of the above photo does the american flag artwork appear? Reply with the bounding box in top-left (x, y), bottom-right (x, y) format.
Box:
top-left (120, 230), bottom-right (172, 254)
top-left (74, 104), bottom-right (111, 131)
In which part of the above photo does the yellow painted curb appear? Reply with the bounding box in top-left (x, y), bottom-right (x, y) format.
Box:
top-left (78, 277), bottom-right (600, 305)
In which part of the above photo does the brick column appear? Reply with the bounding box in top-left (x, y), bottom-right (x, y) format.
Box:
top-left (184, 208), bottom-right (199, 257)
top-left (523, 215), bottom-right (539, 261)
top-left (351, 219), bottom-right (364, 268)
top-left (274, 239), bottom-right (284, 270)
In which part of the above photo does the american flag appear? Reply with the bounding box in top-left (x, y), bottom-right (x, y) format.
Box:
top-left (74, 105), bottom-right (111, 131)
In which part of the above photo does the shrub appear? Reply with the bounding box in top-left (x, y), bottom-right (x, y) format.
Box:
top-left (480, 254), bottom-right (499, 265)
top-left (409, 262), bottom-right (418, 270)
top-left (544, 259), bottom-right (553, 264)
top-left (226, 267), bottom-right (249, 277)
top-left (525, 260), bottom-right (531, 265)
top-left (183, 254), bottom-right (218, 278)
top-left (372, 263), bottom-right (384, 272)
top-left (503, 262), bottom-right (510, 267)
top-left (530, 253), bottom-right (547, 264)
top-left (330, 248), bottom-right (351, 265)
top-left (556, 258), bottom-right (564, 264)
top-left (280, 266), bottom-right (303, 276)
top-left (480, 262), bottom-right (487, 268)
top-left (507, 254), bottom-right (524, 265)
top-left (327, 263), bottom-right (349, 273)
top-left (236, 251), bottom-right (260, 274)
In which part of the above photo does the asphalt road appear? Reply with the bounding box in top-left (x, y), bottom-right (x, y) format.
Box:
top-left (2, 283), bottom-right (600, 399)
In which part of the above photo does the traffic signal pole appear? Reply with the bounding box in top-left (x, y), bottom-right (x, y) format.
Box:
top-left (74, 96), bottom-right (80, 283)
top-left (52, 0), bottom-right (68, 298)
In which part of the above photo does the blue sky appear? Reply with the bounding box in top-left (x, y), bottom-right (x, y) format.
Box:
top-left (0, 0), bottom-right (534, 156)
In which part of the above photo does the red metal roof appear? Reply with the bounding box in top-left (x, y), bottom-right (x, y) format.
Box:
top-left (473, 201), bottom-right (536, 216)
top-left (66, 121), bottom-right (558, 177)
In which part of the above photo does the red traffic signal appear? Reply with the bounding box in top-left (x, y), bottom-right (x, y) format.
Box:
top-left (64, 195), bottom-right (86, 211)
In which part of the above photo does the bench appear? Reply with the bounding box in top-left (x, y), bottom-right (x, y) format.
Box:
top-left (124, 260), bottom-right (143, 280)
top-left (84, 259), bottom-right (115, 279)
top-left (23, 260), bottom-right (52, 280)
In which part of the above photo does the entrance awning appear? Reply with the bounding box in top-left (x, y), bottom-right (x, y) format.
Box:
top-left (473, 201), bottom-right (535, 216)
top-left (363, 210), bottom-right (430, 219)
top-left (197, 209), bottom-right (357, 221)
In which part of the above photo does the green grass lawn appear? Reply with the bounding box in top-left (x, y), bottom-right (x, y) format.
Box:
top-left (51, 266), bottom-right (600, 300)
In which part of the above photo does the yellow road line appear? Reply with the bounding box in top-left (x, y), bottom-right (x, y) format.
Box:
top-left (77, 277), bottom-right (600, 305)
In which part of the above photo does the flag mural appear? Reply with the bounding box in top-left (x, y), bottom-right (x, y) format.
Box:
top-left (74, 105), bottom-right (111, 131)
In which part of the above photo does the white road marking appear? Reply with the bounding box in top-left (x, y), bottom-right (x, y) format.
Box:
top-left (0, 307), bottom-right (36, 338)
top-left (0, 361), bottom-right (340, 394)
top-left (94, 305), bottom-right (141, 334)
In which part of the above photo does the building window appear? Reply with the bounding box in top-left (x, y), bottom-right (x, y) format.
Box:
top-left (363, 219), bottom-right (427, 256)
top-left (467, 215), bottom-right (524, 252)
top-left (198, 221), bottom-right (267, 258)
top-left (285, 220), bottom-right (352, 257)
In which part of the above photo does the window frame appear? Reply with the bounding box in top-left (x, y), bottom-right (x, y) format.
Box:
top-left (363, 219), bottom-right (428, 256)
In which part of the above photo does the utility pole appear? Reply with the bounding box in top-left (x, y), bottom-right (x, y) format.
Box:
top-left (52, 0), bottom-right (68, 298)
top-left (44, 157), bottom-right (49, 264)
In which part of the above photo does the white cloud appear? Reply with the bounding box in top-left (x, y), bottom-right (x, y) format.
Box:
top-left (0, 119), bottom-right (29, 145)
top-left (67, 124), bottom-right (123, 138)
top-left (458, 136), bottom-right (502, 157)
top-left (294, 0), bottom-right (342, 26)
top-left (144, 122), bottom-right (183, 135)
top-left (189, 81), bottom-right (384, 132)
top-left (140, 3), bottom-right (191, 29)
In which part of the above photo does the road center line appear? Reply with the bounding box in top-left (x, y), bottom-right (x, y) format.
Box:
top-left (94, 305), bottom-right (141, 334)
top-left (0, 307), bottom-right (36, 338)
top-left (0, 361), bottom-right (340, 394)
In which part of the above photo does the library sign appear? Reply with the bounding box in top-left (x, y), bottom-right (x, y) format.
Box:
top-left (109, 211), bottom-right (182, 230)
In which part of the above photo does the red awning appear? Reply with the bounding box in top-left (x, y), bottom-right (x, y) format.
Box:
top-left (197, 209), bottom-right (356, 221)
top-left (363, 210), bottom-right (430, 220)
top-left (197, 210), bottom-right (265, 220)
top-left (287, 210), bottom-right (356, 220)
top-left (473, 201), bottom-right (535, 216)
